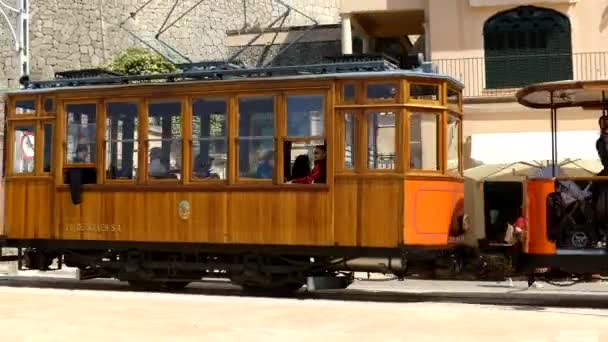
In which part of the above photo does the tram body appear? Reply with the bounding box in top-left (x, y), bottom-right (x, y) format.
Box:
top-left (0, 62), bottom-right (465, 290)
top-left (517, 80), bottom-right (608, 277)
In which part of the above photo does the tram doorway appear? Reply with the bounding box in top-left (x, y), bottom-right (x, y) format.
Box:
top-left (483, 181), bottom-right (523, 244)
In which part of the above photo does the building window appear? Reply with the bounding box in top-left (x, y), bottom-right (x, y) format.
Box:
top-left (12, 124), bottom-right (35, 173)
top-left (238, 97), bottom-right (274, 180)
top-left (483, 6), bottom-right (572, 89)
top-left (192, 98), bottom-right (227, 180)
top-left (148, 101), bottom-right (182, 180)
top-left (446, 114), bottom-right (461, 175)
top-left (367, 111), bottom-right (396, 170)
top-left (106, 102), bottom-right (138, 180)
top-left (409, 112), bottom-right (439, 171)
top-left (66, 103), bottom-right (97, 164)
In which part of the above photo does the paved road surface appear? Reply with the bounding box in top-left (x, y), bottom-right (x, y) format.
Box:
top-left (1, 270), bottom-right (608, 341)
top-left (0, 283), bottom-right (606, 342)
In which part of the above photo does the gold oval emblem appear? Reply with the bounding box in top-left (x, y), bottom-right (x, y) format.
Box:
top-left (178, 200), bottom-right (191, 220)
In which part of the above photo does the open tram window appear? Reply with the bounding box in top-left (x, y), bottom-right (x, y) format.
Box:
top-left (192, 98), bottom-right (227, 180)
top-left (446, 113), bottom-right (461, 175)
top-left (66, 103), bottom-right (97, 164)
top-left (105, 102), bottom-right (138, 181)
top-left (409, 112), bottom-right (440, 171)
top-left (283, 94), bottom-right (326, 184)
top-left (148, 101), bottom-right (182, 180)
top-left (238, 96), bottom-right (275, 180)
top-left (12, 124), bottom-right (35, 174)
top-left (367, 111), bottom-right (396, 170)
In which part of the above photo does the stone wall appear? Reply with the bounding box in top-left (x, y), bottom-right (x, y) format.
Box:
top-left (0, 0), bottom-right (341, 82)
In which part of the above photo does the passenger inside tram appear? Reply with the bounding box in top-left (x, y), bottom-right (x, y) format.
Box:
top-left (290, 145), bottom-right (326, 184)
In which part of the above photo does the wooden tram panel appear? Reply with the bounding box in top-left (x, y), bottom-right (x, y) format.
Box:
top-left (2, 71), bottom-right (464, 250)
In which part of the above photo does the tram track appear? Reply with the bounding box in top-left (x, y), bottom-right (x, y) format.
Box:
top-left (1, 274), bottom-right (608, 310)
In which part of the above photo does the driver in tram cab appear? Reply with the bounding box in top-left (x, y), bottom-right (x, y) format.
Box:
top-left (291, 145), bottom-right (326, 184)
top-left (596, 115), bottom-right (608, 176)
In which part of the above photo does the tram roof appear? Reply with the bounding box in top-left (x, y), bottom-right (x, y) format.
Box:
top-left (4, 61), bottom-right (464, 96)
top-left (516, 79), bottom-right (608, 110)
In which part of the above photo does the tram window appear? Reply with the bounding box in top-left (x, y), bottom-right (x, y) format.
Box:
top-left (343, 84), bottom-right (355, 102)
top-left (238, 97), bottom-right (275, 179)
top-left (148, 101), bottom-right (182, 180)
top-left (15, 100), bottom-right (36, 115)
top-left (409, 112), bottom-right (439, 171)
top-left (366, 84), bottom-right (396, 100)
top-left (287, 95), bottom-right (324, 137)
top-left (192, 98), bottom-right (227, 180)
top-left (367, 111), bottom-right (396, 170)
top-left (283, 139), bottom-right (325, 184)
top-left (344, 112), bottom-right (355, 169)
top-left (43, 98), bottom-right (54, 113)
top-left (43, 123), bottom-right (53, 173)
top-left (410, 84), bottom-right (439, 101)
top-left (446, 114), bottom-right (461, 175)
top-left (447, 88), bottom-right (460, 110)
top-left (66, 103), bottom-right (97, 164)
top-left (12, 125), bottom-right (35, 174)
top-left (105, 102), bottom-right (138, 180)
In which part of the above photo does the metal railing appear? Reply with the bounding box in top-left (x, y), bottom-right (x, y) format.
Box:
top-left (432, 51), bottom-right (608, 98)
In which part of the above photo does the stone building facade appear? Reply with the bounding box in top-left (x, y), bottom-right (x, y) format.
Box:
top-left (0, 0), bottom-right (342, 87)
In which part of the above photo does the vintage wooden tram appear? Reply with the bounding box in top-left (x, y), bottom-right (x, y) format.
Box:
top-left (0, 58), bottom-right (465, 291)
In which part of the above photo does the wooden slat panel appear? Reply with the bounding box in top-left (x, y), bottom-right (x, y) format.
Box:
top-left (358, 178), bottom-right (403, 247)
top-left (333, 176), bottom-right (358, 246)
top-left (5, 179), bottom-right (54, 239)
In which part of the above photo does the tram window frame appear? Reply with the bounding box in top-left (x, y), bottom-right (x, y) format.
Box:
top-left (11, 97), bottom-right (37, 117)
top-left (43, 97), bottom-right (55, 115)
top-left (190, 97), bottom-right (228, 184)
top-left (407, 109), bottom-right (442, 173)
top-left (337, 110), bottom-right (358, 172)
top-left (408, 81), bottom-right (441, 105)
top-left (103, 100), bottom-right (140, 183)
top-left (145, 98), bottom-right (184, 183)
top-left (281, 92), bottom-right (327, 185)
top-left (447, 87), bottom-right (461, 112)
top-left (63, 102), bottom-right (99, 168)
top-left (446, 111), bottom-right (463, 176)
top-left (41, 121), bottom-right (54, 174)
top-left (235, 94), bottom-right (277, 184)
top-left (364, 108), bottom-right (400, 172)
top-left (339, 82), bottom-right (358, 104)
top-left (9, 122), bottom-right (37, 175)
top-left (364, 81), bottom-right (400, 104)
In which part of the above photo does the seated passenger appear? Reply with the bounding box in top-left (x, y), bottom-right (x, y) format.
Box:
top-left (291, 145), bottom-right (326, 184)
top-left (149, 147), bottom-right (168, 177)
top-left (289, 154), bottom-right (311, 181)
top-left (256, 150), bottom-right (274, 179)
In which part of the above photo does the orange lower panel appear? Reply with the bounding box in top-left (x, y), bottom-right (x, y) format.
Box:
top-left (404, 179), bottom-right (463, 245)
top-left (526, 179), bottom-right (557, 255)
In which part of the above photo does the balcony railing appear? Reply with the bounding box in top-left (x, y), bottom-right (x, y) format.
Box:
top-left (432, 51), bottom-right (608, 98)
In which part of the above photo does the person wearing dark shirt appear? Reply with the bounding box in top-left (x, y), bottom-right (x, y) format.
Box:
top-left (291, 145), bottom-right (326, 184)
top-left (596, 116), bottom-right (608, 176)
